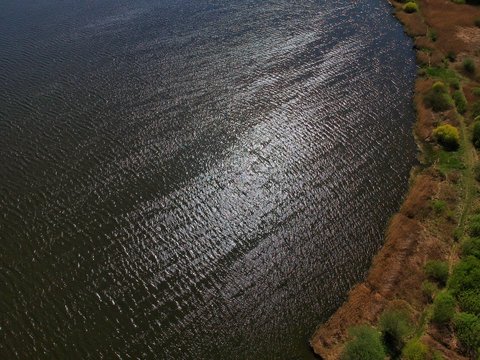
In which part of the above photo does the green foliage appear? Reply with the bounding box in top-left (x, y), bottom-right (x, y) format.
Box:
top-left (431, 199), bottom-right (447, 214)
top-left (422, 281), bottom-right (438, 301)
top-left (341, 326), bottom-right (386, 360)
top-left (433, 124), bottom-right (460, 151)
top-left (379, 309), bottom-right (413, 355)
top-left (452, 0), bottom-right (466, 3)
top-left (401, 339), bottom-right (428, 360)
top-left (462, 236), bottom-right (480, 258)
top-left (432, 81), bottom-right (448, 93)
top-left (475, 163), bottom-right (480, 182)
top-left (403, 2), bottom-right (419, 12)
top-left (425, 260), bottom-right (449, 285)
top-left (437, 149), bottom-right (464, 176)
top-left (428, 29), bottom-right (438, 42)
top-left (450, 78), bottom-right (460, 90)
top-left (473, 88), bottom-right (480, 97)
top-left (424, 83), bottom-right (454, 112)
top-left (472, 102), bottom-right (480, 118)
top-left (464, 58), bottom-right (476, 74)
top-left (453, 312), bottom-right (480, 355)
top-left (432, 291), bottom-right (456, 324)
top-left (448, 256), bottom-right (480, 295)
top-left (469, 215), bottom-right (480, 237)
top-left (458, 289), bottom-right (480, 316)
top-left (473, 122), bottom-right (480, 149)
top-left (453, 90), bottom-right (467, 114)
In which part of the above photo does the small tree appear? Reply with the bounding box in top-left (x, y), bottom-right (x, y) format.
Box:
top-left (433, 124), bottom-right (460, 151)
top-left (424, 82), bottom-right (454, 112)
top-left (403, 2), bottom-right (419, 12)
top-left (432, 291), bottom-right (456, 325)
top-left (341, 326), bottom-right (386, 360)
top-left (453, 312), bottom-right (480, 356)
top-left (379, 309), bottom-right (413, 355)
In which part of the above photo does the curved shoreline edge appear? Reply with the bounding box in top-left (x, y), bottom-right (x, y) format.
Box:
top-left (310, 1), bottom-right (480, 358)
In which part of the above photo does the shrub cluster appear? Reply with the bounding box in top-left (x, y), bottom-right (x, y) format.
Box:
top-left (458, 290), bottom-right (480, 316)
top-left (424, 82), bottom-right (454, 112)
top-left (462, 237), bottom-right (480, 258)
top-left (433, 124), bottom-right (460, 151)
top-left (473, 121), bottom-right (480, 149)
top-left (453, 89), bottom-right (467, 114)
top-left (449, 256), bottom-right (480, 295)
top-left (453, 312), bottom-right (480, 355)
top-left (469, 215), bottom-right (480, 237)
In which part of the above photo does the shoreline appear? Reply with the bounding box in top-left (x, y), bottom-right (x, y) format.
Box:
top-left (310, 0), bottom-right (480, 358)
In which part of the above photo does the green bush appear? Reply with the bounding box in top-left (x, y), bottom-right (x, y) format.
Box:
top-left (341, 326), bottom-right (386, 360)
top-left (473, 88), bottom-right (480, 97)
top-left (450, 78), bottom-right (460, 90)
top-left (464, 58), bottom-right (476, 74)
top-left (429, 29), bottom-right (437, 42)
top-left (431, 199), bottom-right (447, 213)
top-left (425, 260), bottom-right (449, 285)
top-left (403, 2), bottom-right (419, 12)
top-left (475, 164), bottom-right (480, 182)
top-left (453, 90), bottom-right (467, 114)
top-left (458, 289), bottom-right (480, 315)
top-left (453, 312), bottom-right (480, 355)
top-left (462, 237), bottom-right (480, 258)
top-left (432, 81), bottom-right (448, 92)
top-left (424, 83), bottom-right (454, 112)
top-left (473, 122), bottom-right (480, 149)
top-left (448, 256), bottom-right (480, 296)
top-left (433, 124), bottom-right (460, 151)
top-left (422, 280), bottom-right (438, 301)
top-left (379, 309), bottom-right (413, 355)
top-left (432, 291), bottom-right (456, 324)
top-left (472, 102), bottom-right (480, 118)
top-left (469, 215), bottom-right (480, 237)
top-left (401, 339), bottom-right (428, 360)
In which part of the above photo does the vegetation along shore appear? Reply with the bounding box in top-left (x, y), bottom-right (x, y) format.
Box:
top-left (310, 0), bottom-right (480, 358)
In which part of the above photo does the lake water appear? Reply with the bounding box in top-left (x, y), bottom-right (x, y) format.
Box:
top-left (0, 0), bottom-right (416, 358)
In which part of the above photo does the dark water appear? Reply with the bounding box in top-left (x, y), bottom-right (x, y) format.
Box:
top-left (0, 0), bottom-right (417, 358)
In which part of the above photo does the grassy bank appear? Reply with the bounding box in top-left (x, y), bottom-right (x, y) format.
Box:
top-left (310, 0), bottom-right (480, 358)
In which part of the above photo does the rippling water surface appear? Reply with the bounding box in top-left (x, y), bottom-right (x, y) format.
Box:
top-left (0, 0), bottom-right (416, 358)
